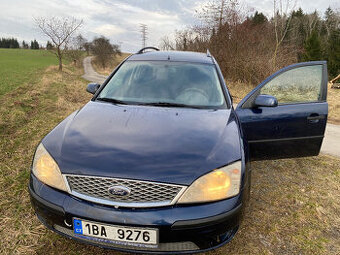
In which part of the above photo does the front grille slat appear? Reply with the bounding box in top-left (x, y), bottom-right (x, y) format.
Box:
top-left (65, 175), bottom-right (186, 208)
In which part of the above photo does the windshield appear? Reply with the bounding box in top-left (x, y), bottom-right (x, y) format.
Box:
top-left (97, 61), bottom-right (225, 108)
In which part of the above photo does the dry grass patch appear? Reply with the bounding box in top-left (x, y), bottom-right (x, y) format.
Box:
top-left (227, 80), bottom-right (254, 104)
top-left (328, 88), bottom-right (340, 124)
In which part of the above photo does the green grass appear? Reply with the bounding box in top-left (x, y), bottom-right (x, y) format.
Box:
top-left (0, 49), bottom-right (58, 96)
top-left (0, 61), bottom-right (92, 254)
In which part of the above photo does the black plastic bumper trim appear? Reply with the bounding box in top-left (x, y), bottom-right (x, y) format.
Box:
top-left (248, 135), bottom-right (324, 144)
top-left (172, 203), bottom-right (242, 230)
top-left (28, 184), bottom-right (65, 215)
top-left (49, 222), bottom-right (239, 255)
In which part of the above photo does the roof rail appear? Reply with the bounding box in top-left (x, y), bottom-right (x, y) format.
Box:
top-left (206, 49), bottom-right (211, 57)
top-left (137, 47), bottom-right (160, 54)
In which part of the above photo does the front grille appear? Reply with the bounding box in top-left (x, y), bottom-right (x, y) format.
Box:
top-left (64, 175), bottom-right (186, 208)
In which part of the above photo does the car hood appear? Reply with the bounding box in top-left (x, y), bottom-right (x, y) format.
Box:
top-left (43, 101), bottom-right (241, 185)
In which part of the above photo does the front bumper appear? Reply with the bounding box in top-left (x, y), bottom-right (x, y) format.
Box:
top-left (29, 174), bottom-right (244, 254)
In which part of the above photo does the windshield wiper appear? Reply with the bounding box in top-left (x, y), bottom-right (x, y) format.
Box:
top-left (96, 97), bottom-right (128, 105)
top-left (139, 102), bottom-right (204, 109)
top-left (97, 98), bottom-right (205, 109)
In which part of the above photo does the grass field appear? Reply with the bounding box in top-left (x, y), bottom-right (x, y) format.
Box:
top-left (0, 50), bottom-right (339, 254)
top-left (0, 49), bottom-right (58, 96)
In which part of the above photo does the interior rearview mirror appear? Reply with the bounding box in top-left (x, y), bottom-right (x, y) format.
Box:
top-left (254, 94), bottom-right (278, 107)
top-left (86, 83), bottom-right (101, 94)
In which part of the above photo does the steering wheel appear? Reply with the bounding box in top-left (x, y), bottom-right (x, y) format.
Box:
top-left (176, 87), bottom-right (209, 101)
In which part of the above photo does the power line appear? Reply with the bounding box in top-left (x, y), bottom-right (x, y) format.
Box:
top-left (139, 24), bottom-right (148, 48)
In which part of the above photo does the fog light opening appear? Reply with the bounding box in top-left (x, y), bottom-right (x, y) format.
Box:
top-left (64, 219), bottom-right (72, 227)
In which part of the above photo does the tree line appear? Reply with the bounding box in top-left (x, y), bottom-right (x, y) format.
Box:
top-left (161, 1), bottom-right (340, 83)
top-left (0, 38), bottom-right (19, 48)
top-left (0, 38), bottom-right (41, 49)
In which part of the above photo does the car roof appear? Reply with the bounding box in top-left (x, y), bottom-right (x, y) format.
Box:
top-left (128, 50), bottom-right (214, 64)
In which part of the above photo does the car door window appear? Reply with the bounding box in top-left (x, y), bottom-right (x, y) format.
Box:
top-left (260, 65), bottom-right (323, 104)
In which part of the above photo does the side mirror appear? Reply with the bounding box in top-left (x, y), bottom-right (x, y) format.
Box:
top-left (254, 94), bottom-right (278, 107)
top-left (86, 83), bottom-right (100, 94)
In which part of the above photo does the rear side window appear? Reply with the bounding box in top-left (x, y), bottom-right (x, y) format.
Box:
top-left (260, 65), bottom-right (323, 104)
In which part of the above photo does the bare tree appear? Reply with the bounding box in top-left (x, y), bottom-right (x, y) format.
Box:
top-left (91, 36), bottom-right (121, 69)
top-left (83, 42), bottom-right (92, 56)
top-left (272, 0), bottom-right (296, 68)
top-left (75, 34), bottom-right (87, 50)
top-left (66, 49), bottom-right (83, 66)
top-left (35, 17), bottom-right (83, 71)
top-left (159, 36), bottom-right (175, 50)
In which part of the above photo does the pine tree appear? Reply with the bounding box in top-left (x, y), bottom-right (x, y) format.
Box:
top-left (22, 40), bottom-right (26, 49)
top-left (327, 29), bottom-right (340, 78)
top-left (46, 41), bottom-right (53, 50)
top-left (302, 30), bottom-right (322, 61)
top-left (34, 39), bottom-right (39, 49)
top-left (252, 11), bottom-right (268, 25)
top-left (30, 39), bottom-right (39, 49)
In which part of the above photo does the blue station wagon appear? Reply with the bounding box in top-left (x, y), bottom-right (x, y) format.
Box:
top-left (29, 47), bottom-right (328, 253)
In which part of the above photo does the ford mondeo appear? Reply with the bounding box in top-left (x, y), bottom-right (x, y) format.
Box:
top-left (29, 47), bottom-right (328, 253)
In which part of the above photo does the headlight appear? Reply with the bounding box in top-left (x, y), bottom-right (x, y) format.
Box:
top-left (32, 143), bottom-right (67, 192)
top-left (177, 161), bottom-right (241, 204)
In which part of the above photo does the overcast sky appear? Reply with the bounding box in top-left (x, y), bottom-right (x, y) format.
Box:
top-left (0, 0), bottom-right (339, 52)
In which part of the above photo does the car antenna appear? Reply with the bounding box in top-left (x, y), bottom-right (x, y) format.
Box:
top-left (206, 49), bottom-right (211, 57)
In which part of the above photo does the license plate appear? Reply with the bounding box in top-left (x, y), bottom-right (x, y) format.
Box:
top-left (73, 218), bottom-right (158, 245)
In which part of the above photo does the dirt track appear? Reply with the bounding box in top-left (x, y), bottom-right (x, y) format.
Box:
top-left (82, 56), bottom-right (107, 84)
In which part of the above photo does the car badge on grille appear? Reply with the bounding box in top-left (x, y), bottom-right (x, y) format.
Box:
top-left (108, 185), bottom-right (131, 197)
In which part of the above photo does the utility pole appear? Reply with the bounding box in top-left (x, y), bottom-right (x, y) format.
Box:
top-left (218, 0), bottom-right (225, 30)
top-left (139, 24), bottom-right (148, 48)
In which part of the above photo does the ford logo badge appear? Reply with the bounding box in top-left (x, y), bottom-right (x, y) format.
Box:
top-left (108, 186), bottom-right (131, 197)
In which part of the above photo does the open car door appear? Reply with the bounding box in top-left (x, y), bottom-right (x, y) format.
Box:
top-left (235, 61), bottom-right (328, 160)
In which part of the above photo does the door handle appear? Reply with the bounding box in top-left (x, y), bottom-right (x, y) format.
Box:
top-left (307, 114), bottom-right (324, 123)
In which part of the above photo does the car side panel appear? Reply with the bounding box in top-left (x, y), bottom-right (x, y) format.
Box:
top-left (235, 61), bottom-right (328, 160)
top-left (236, 102), bottom-right (327, 160)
